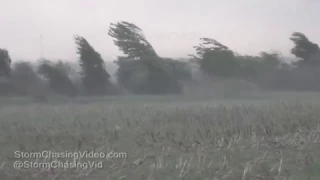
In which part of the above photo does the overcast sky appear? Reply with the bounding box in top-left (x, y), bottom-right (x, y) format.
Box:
top-left (0, 0), bottom-right (319, 62)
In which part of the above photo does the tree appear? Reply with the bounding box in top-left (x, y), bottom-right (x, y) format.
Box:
top-left (55, 60), bottom-right (76, 78)
top-left (115, 57), bottom-right (191, 93)
top-left (189, 38), bottom-right (238, 77)
top-left (0, 49), bottom-right (13, 96)
top-left (0, 49), bottom-right (11, 78)
top-left (114, 57), bottom-right (148, 93)
top-left (74, 35), bottom-right (111, 95)
top-left (162, 58), bottom-right (192, 81)
top-left (108, 21), bottom-right (181, 94)
top-left (11, 61), bottom-right (42, 95)
top-left (290, 32), bottom-right (320, 66)
top-left (259, 52), bottom-right (282, 69)
top-left (235, 55), bottom-right (262, 80)
top-left (38, 60), bottom-right (77, 97)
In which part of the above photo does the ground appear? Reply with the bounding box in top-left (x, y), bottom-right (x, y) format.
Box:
top-left (1, 92), bottom-right (320, 180)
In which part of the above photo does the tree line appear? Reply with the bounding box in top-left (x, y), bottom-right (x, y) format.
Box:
top-left (0, 21), bottom-right (319, 99)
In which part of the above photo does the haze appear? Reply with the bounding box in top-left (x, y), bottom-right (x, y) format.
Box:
top-left (0, 0), bottom-right (319, 61)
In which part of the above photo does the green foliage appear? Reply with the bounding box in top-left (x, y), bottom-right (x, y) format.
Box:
top-left (108, 21), bottom-right (157, 60)
top-left (236, 52), bottom-right (282, 79)
top-left (162, 58), bottom-right (192, 81)
top-left (74, 35), bottom-right (111, 95)
top-left (109, 21), bottom-right (182, 94)
top-left (38, 60), bottom-right (77, 97)
top-left (259, 51), bottom-right (282, 69)
top-left (235, 55), bottom-right (262, 79)
top-left (54, 60), bottom-right (76, 78)
top-left (11, 61), bottom-right (42, 95)
top-left (190, 38), bottom-right (239, 77)
top-left (0, 49), bottom-right (13, 96)
top-left (290, 32), bottom-right (320, 66)
top-left (141, 56), bottom-right (182, 94)
top-left (114, 57), bottom-right (148, 93)
top-left (2, 27), bottom-right (320, 96)
top-left (11, 61), bottom-right (38, 80)
top-left (114, 57), bottom-right (191, 94)
top-left (0, 49), bottom-right (11, 78)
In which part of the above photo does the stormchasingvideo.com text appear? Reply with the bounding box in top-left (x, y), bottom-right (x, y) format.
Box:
top-left (13, 150), bottom-right (127, 170)
top-left (14, 150), bottom-right (127, 160)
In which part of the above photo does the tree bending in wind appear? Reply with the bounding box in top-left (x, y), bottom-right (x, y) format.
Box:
top-left (0, 49), bottom-right (11, 78)
top-left (108, 21), bottom-right (181, 94)
top-left (189, 38), bottom-right (238, 77)
top-left (74, 35), bottom-right (111, 95)
top-left (290, 32), bottom-right (320, 67)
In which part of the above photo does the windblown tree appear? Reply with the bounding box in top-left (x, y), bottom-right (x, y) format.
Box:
top-left (11, 61), bottom-right (42, 95)
top-left (162, 58), bottom-right (192, 81)
top-left (189, 38), bottom-right (238, 77)
top-left (259, 52), bottom-right (282, 69)
top-left (115, 57), bottom-right (191, 93)
top-left (114, 56), bottom-right (148, 93)
top-left (290, 32), bottom-right (320, 67)
top-left (234, 55), bottom-right (263, 81)
top-left (0, 49), bottom-right (13, 95)
top-left (74, 35), bottom-right (111, 95)
top-left (0, 49), bottom-right (11, 78)
top-left (288, 32), bottom-right (320, 91)
top-left (38, 60), bottom-right (77, 97)
top-left (108, 21), bottom-right (181, 94)
top-left (247, 52), bottom-right (286, 89)
top-left (54, 60), bottom-right (76, 79)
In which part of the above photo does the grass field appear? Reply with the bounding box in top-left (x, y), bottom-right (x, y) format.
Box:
top-left (1, 92), bottom-right (320, 179)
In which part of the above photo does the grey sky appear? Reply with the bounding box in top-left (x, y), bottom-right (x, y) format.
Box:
top-left (0, 0), bottom-right (319, 62)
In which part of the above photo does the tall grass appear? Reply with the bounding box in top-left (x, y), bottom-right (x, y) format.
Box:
top-left (1, 97), bottom-right (320, 179)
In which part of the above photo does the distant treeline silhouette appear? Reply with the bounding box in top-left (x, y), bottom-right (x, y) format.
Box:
top-left (0, 22), bottom-right (319, 99)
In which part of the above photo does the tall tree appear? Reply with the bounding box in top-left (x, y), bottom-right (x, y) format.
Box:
top-left (108, 21), bottom-right (181, 94)
top-left (0, 49), bottom-right (13, 96)
top-left (162, 58), bottom-right (192, 81)
top-left (74, 35), bottom-right (111, 95)
top-left (189, 38), bottom-right (238, 77)
top-left (55, 60), bottom-right (76, 78)
top-left (0, 49), bottom-right (11, 78)
top-left (114, 57), bottom-right (148, 93)
top-left (38, 60), bottom-right (77, 97)
top-left (259, 52), bottom-right (282, 69)
top-left (108, 22), bottom-right (157, 60)
top-left (290, 32), bottom-right (320, 66)
top-left (11, 61), bottom-right (41, 95)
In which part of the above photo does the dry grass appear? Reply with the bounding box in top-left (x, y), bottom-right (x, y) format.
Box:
top-left (1, 96), bottom-right (320, 179)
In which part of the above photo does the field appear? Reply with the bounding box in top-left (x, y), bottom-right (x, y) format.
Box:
top-left (1, 92), bottom-right (320, 180)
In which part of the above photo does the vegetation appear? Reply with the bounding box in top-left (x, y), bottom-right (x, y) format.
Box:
top-left (1, 20), bottom-right (320, 180)
top-left (189, 38), bottom-right (238, 77)
top-left (0, 49), bottom-right (11, 78)
top-left (109, 21), bottom-right (182, 94)
top-left (0, 49), bottom-right (13, 96)
top-left (1, 96), bottom-right (320, 179)
top-left (38, 60), bottom-right (77, 97)
top-left (74, 35), bottom-right (111, 96)
top-left (0, 21), bottom-right (319, 97)
top-left (290, 32), bottom-right (320, 67)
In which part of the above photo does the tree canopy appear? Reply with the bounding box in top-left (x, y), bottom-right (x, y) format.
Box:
top-left (190, 38), bottom-right (238, 77)
top-left (108, 21), bottom-right (182, 94)
top-left (0, 49), bottom-right (12, 78)
top-left (75, 35), bottom-right (111, 95)
top-left (290, 32), bottom-right (320, 67)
